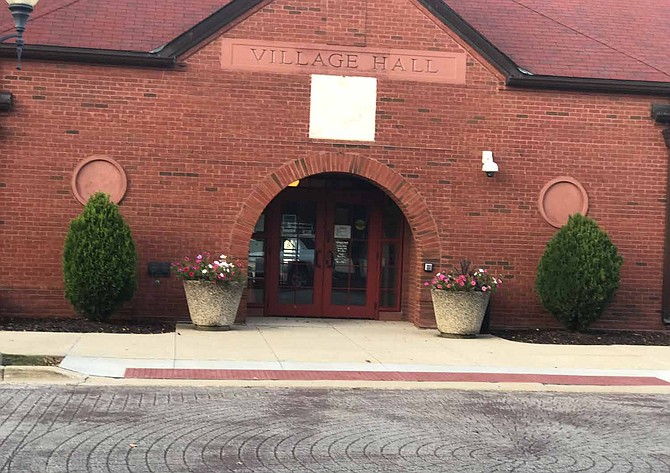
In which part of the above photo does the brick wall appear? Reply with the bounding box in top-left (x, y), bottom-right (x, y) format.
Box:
top-left (0, 0), bottom-right (667, 330)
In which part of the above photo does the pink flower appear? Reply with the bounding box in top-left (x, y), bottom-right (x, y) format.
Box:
top-left (471, 280), bottom-right (476, 286)
top-left (459, 282), bottom-right (465, 287)
top-left (446, 284), bottom-right (451, 288)
top-left (438, 274), bottom-right (446, 281)
top-left (437, 285), bottom-right (443, 289)
top-left (423, 282), bottom-right (429, 287)
top-left (482, 286), bottom-right (488, 292)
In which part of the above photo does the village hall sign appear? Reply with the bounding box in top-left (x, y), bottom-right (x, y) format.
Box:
top-left (221, 39), bottom-right (467, 84)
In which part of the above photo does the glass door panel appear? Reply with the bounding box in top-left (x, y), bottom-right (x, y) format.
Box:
top-left (266, 189), bottom-right (381, 319)
top-left (278, 201), bottom-right (316, 305)
top-left (323, 198), bottom-right (379, 317)
top-left (267, 196), bottom-right (324, 316)
top-left (379, 198), bottom-right (404, 310)
top-left (247, 214), bottom-right (267, 306)
top-left (247, 237), bottom-right (266, 305)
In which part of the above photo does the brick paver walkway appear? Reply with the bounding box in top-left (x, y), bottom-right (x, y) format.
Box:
top-left (1, 386), bottom-right (669, 472)
top-left (125, 368), bottom-right (670, 386)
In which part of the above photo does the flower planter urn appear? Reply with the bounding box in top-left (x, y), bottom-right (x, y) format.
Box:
top-left (182, 280), bottom-right (244, 330)
top-left (430, 290), bottom-right (491, 338)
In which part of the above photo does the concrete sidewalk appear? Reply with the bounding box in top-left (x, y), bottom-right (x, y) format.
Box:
top-left (1, 317), bottom-right (670, 389)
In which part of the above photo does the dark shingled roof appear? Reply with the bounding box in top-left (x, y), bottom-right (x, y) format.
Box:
top-left (1, 0), bottom-right (668, 84)
top-left (447, 0), bottom-right (670, 82)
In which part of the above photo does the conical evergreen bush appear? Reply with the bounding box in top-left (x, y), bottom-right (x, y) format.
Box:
top-left (63, 192), bottom-right (137, 321)
top-left (535, 214), bottom-right (622, 331)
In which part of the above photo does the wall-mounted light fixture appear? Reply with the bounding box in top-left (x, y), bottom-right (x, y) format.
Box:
top-left (0, 0), bottom-right (39, 70)
top-left (652, 104), bottom-right (670, 125)
top-left (0, 90), bottom-right (11, 111)
top-left (651, 105), bottom-right (670, 149)
top-left (482, 150), bottom-right (499, 177)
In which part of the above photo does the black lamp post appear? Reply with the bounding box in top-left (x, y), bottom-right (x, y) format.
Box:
top-left (0, 0), bottom-right (39, 70)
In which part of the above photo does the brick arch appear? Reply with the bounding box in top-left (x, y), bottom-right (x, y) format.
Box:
top-left (229, 154), bottom-right (441, 325)
top-left (231, 155), bottom-right (440, 256)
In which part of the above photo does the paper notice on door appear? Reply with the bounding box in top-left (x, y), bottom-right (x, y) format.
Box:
top-left (335, 239), bottom-right (349, 265)
top-left (334, 225), bottom-right (351, 239)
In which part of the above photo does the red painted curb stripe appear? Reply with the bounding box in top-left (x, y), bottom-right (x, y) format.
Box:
top-left (123, 368), bottom-right (670, 386)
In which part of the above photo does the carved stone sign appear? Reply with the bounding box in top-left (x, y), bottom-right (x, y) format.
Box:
top-left (221, 39), bottom-right (467, 84)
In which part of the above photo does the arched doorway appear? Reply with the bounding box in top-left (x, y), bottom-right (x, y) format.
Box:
top-left (247, 173), bottom-right (407, 319)
top-left (230, 155), bottom-right (441, 326)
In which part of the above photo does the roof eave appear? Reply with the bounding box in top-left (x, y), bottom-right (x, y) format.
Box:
top-left (158, 0), bottom-right (268, 58)
top-left (419, 0), bottom-right (670, 97)
top-left (0, 0), bottom-right (266, 67)
top-left (417, 0), bottom-right (520, 77)
top-left (507, 75), bottom-right (670, 97)
top-left (0, 44), bottom-right (177, 68)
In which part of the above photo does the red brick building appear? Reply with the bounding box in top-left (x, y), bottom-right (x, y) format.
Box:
top-left (1, 0), bottom-right (669, 330)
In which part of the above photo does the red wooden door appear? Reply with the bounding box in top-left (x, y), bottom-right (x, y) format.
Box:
top-left (265, 190), bottom-right (381, 318)
top-left (321, 195), bottom-right (381, 317)
top-left (265, 190), bottom-right (324, 317)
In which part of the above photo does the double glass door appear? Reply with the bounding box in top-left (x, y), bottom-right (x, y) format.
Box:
top-left (266, 190), bottom-right (381, 318)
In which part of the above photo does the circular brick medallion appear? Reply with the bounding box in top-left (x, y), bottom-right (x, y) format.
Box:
top-left (71, 156), bottom-right (127, 205)
top-left (538, 176), bottom-right (589, 228)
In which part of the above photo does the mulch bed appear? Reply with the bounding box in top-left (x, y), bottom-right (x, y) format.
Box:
top-left (490, 328), bottom-right (670, 346)
top-left (0, 317), bottom-right (175, 334)
top-left (1, 317), bottom-right (669, 345)
top-left (0, 355), bottom-right (64, 367)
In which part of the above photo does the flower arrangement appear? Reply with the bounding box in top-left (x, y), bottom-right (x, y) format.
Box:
top-left (425, 260), bottom-right (502, 293)
top-left (172, 252), bottom-right (246, 286)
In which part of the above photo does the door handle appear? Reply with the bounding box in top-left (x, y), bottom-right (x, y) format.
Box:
top-left (326, 250), bottom-right (334, 268)
top-left (315, 249), bottom-right (322, 268)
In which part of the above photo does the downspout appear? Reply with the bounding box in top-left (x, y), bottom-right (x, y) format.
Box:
top-left (654, 104), bottom-right (670, 324)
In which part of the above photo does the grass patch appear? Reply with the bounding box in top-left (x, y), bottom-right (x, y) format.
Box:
top-left (0, 354), bottom-right (63, 366)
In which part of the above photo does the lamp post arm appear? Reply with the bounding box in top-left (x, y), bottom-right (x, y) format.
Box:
top-left (0, 33), bottom-right (19, 43)
top-left (0, 34), bottom-right (24, 69)
top-left (1, 2), bottom-right (39, 70)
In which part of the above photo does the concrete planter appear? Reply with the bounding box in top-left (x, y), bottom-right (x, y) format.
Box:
top-left (182, 280), bottom-right (244, 330)
top-left (430, 290), bottom-right (491, 338)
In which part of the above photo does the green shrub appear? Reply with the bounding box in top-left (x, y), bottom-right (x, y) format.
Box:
top-left (535, 213), bottom-right (623, 331)
top-left (63, 192), bottom-right (137, 321)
